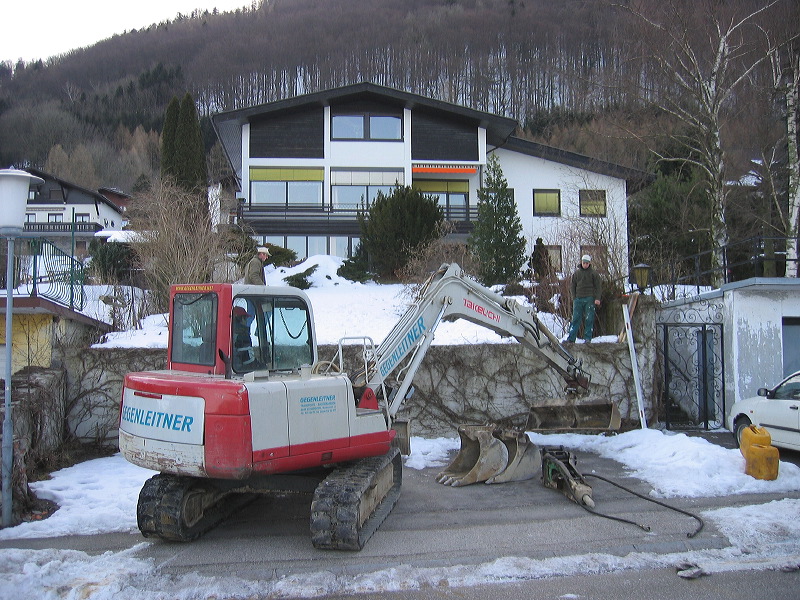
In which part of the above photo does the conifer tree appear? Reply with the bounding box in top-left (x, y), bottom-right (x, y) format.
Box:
top-left (175, 92), bottom-right (207, 194)
top-left (469, 153), bottom-right (526, 286)
top-left (160, 96), bottom-right (180, 180)
top-left (357, 186), bottom-right (444, 279)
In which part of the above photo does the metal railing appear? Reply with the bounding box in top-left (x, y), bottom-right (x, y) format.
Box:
top-left (24, 222), bottom-right (103, 235)
top-left (665, 236), bottom-right (799, 296)
top-left (238, 202), bottom-right (479, 223)
top-left (1, 238), bottom-right (86, 311)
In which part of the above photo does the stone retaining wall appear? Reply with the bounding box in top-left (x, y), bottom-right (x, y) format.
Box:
top-left (63, 297), bottom-right (659, 441)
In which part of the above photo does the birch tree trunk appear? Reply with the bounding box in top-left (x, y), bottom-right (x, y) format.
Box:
top-left (785, 57), bottom-right (800, 277)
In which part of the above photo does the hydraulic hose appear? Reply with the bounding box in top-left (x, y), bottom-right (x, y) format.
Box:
top-left (582, 472), bottom-right (705, 538)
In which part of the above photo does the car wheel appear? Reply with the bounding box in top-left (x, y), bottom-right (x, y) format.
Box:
top-left (734, 417), bottom-right (752, 448)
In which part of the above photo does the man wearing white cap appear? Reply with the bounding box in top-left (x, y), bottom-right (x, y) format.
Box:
top-left (565, 254), bottom-right (602, 343)
top-left (244, 246), bottom-right (271, 285)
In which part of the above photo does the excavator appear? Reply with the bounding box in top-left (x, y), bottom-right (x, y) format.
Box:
top-left (118, 263), bottom-right (614, 550)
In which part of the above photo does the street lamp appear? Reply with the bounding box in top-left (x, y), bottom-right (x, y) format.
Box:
top-left (1, 168), bottom-right (42, 527)
top-left (632, 263), bottom-right (652, 294)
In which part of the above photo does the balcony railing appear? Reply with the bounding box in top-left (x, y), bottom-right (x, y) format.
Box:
top-left (238, 203), bottom-right (479, 223)
top-left (24, 222), bottom-right (103, 235)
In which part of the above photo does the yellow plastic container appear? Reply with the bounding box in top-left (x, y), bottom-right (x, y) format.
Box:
top-left (740, 425), bottom-right (771, 458)
top-left (744, 443), bottom-right (780, 480)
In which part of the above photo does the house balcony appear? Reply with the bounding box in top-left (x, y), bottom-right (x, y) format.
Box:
top-left (237, 203), bottom-right (478, 235)
top-left (24, 222), bottom-right (105, 236)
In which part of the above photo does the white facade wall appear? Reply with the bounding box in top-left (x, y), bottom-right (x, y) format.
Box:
top-left (494, 147), bottom-right (630, 277)
top-left (238, 110), bottom-right (631, 271)
top-left (724, 280), bottom-right (800, 401)
top-left (27, 200), bottom-right (123, 231)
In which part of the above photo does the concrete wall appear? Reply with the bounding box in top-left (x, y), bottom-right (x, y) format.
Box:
top-left (658, 278), bottom-right (800, 415)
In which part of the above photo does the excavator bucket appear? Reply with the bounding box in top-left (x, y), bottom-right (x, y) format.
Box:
top-left (436, 426), bottom-right (508, 487)
top-left (436, 425), bottom-right (541, 486)
top-left (525, 401), bottom-right (621, 432)
top-left (486, 429), bottom-right (541, 484)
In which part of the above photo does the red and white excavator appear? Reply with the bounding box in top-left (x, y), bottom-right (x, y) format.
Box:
top-left (119, 263), bottom-right (603, 550)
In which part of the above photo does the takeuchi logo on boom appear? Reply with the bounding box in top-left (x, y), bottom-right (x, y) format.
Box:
top-left (464, 298), bottom-right (502, 323)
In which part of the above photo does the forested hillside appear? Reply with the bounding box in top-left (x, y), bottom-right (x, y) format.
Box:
top-left (0, 0), bottom-right (797, 275)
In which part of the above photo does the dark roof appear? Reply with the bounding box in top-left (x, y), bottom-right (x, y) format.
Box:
top-left (502, 137), bottom-right (653, 192)
top-left (26, 168), bottom-right (124, 213)
top-left (212, 82), bottom-right (519, 178)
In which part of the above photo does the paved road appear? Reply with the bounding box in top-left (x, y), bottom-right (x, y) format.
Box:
top-left (3, 431), bottom-right (799, 599)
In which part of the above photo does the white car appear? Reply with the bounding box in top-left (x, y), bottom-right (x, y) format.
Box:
top-left (728, 371), bottom-right (800, 452)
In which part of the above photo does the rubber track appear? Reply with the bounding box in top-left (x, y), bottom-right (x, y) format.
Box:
top-left (309, 447), bottom-right (402, 550)
top-left (137, 473), bottom-right (245, 542)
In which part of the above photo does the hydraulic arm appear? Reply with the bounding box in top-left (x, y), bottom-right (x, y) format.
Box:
top-left (363, 263), bottom-right (589, 418)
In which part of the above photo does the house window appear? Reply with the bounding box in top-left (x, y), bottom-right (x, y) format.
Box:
top-left (533, 190), bottom-right (560, 216)
top-left (250, 168), bottom-right (324, 208)
top-left (75, 213), bottom-right (91, 223)
top-left (580, 245), bottom-right (607, 272)
top-left (331, 185), bottom-right (394, 209)
top-left (412, 180), bottom-right (470, 221)
top-left (331, 113), bottom-right (402, 140)
top-left (307, 236), bottom-right (327, 257)
top-left (48, 213), bottom-right (63, 223)
top-left (579, 190), bottom-right (607, 216)
top-left (546, 245), bottom-right (563, 273)
top-left (25, 213), bottom-right (35, 223)
top-left (330, 170), bottom-right (403, 210)
top-left (330, 236), bottom-right (351, 258)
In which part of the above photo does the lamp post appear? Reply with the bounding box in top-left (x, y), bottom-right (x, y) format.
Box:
top-left (632, 263), bottom-right (652, 294)
top-left (1, 169), bottom-right (42, 527)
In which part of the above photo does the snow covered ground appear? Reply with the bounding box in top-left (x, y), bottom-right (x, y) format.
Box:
top-left (90, 255), bottom-right (623, 349)
top-left (1, 430), bottom-right (799, 598)
top-left (1, 255), bottom-right (795, 597)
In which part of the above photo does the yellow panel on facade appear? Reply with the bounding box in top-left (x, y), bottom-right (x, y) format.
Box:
top-left (250, 168), bottom-right (324, 181)
top-left (413, 180), bottom-right (469, 193)
top-left (0, 313), bottom-right (54, 374)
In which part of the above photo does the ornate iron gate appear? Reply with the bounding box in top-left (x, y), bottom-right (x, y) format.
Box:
top-left (658, 300), bottom-right (725, 430)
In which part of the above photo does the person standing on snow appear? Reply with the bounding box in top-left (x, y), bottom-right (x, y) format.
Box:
top-left (565, 254), bottom-right (602, 343)
top-left (244, 246), bottom-right (270, 285)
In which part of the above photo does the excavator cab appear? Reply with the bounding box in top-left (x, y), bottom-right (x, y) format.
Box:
top-left (167, 284), bottom-right (316, 376)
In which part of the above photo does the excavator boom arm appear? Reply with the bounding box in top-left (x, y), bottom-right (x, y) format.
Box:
top-left (365, 264), bottom-right (589, 418)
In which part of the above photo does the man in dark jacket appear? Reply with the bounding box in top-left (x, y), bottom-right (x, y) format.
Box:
top-left (566, 254), bottom-right (602, 343)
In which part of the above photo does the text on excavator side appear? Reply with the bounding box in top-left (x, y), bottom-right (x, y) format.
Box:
top-left (379, 317), bottom-right (427, 377)
top-left (463, 298), bottom-right (502, 323)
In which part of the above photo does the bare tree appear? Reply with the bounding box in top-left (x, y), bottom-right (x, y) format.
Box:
top-left (127, 178), bottom-right (235, 311)
top-left (621, 0), bottom-right (779, 284)
top-left (767, 40), bottom-right (800, 276)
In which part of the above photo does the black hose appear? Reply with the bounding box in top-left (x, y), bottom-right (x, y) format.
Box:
top-left (544, 454), bottom-right (650, 532)
top-left (583, 472), bottom-right (705, 538)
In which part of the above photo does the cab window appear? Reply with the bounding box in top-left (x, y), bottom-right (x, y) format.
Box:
top-left (171, 292), bottom-right (217, 366)
top-left (231, 295), bottom-right (313, 373)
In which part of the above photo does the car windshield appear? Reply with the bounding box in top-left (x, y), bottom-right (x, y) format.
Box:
top-left (774, 373), bottom-right (800, 400)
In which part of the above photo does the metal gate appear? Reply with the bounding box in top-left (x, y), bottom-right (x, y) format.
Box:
top-left (658, 301), bottom-right (725, 430)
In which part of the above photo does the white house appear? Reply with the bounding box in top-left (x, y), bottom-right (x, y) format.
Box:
top-left (25, 168), bottom-right (125, 258)
top-left (212, 82), bottom-right (648, 276)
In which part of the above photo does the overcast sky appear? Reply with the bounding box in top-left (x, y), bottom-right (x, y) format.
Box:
top-left (1, 1), bottom-right (251, 64)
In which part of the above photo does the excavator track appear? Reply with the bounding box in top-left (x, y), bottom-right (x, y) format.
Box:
top-left (309, 447), bottom-right (402, 550)
top-left (137, 473), bottom-right (248, 542)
